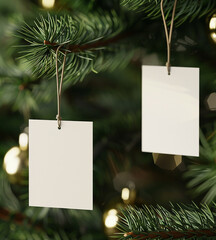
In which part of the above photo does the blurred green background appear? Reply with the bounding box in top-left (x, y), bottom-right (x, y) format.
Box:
top-left (1, 0), bottom-right (216, 239)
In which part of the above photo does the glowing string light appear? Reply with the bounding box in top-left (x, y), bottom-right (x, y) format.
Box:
top-left (104, 209), bottom-right (118, 228)
top-left (121, 187), bottom-right (130, 201)
top-left (209, 15), bottom-right (216, 30)
top-left (4, 147), bottom-right (21, 175)
top-left (19, 133), bottom-right (28, 151)
top-left (42, 0), bottom-right (55, 9)
top-left (209, 15), bottom-right (216, 43)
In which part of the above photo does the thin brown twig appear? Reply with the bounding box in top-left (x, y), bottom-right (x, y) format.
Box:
top-left (44, 31), bottom-right (134, 53)
top-left (124, 229), bottom-right (216, 239)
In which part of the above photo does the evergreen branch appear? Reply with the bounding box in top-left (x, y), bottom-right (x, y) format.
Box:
top-left (116, 203), bottom-right (216, 239)
top-left (184, 127), bottom-right (216, 204)
top-left (17, 12), bottom-right (133, 84)
top-left (124, 229), bottom-right (216, 239)
top-left (43, 31), bottom-right (134, 53)
top-left (120, 0), bottom-right (216, 25)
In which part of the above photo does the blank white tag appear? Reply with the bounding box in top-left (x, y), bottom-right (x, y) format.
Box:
top-left (29, 120), bottom-right (93, 210)
top-left (142, 66), bottom-right (199, 157)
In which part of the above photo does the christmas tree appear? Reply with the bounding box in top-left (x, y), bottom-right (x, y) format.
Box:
top-left (1, 0), bottom-right (216, 239)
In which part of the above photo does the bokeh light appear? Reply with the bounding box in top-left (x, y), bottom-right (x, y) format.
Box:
top-left (41, 0), bottom-right (55, 9)
top-left (121, 187), bottom-right (130, 201)
top-left (209, 15), bottom-right (216, 30)
top-left (19, 133), bottom-right (28, 151)
top-left (4, 147), bottom-right (21, 175)
top-left (104, 209), bottom-right (118, 228)
top-left (209, 14), bottom-right (216, 43)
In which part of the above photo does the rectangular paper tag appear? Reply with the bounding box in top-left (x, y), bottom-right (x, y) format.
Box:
top-left (142, 66), bottom-right (199, 156)
top-left (29, 119), bottom-right (93, 210)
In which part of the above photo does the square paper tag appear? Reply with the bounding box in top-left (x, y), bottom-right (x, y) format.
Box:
top-left (29, 119), bottom-right (93, 210)
top-left (142, 66), bottom-right (199, 157)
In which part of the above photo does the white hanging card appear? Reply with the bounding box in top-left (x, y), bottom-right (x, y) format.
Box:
top-left (142, 66), bottom-right (199, 156)
top-left (29, 119), bottom-right (93, 210)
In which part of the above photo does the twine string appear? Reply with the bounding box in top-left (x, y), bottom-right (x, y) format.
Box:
top-left (56, 45), bottom-right (67, 129)
top-left (161, 0), bottom-right (178, 75)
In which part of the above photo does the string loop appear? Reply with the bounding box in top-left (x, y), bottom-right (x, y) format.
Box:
top-left (56, 45), bottom-right (67, 129)
top-left (161, 0), bottom-right (177, 75)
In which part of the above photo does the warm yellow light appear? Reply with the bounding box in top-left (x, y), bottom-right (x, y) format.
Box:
top-left (42, 0), bottom-right (55, 8)
top-left (210, 33), bottom-right (216, 43)
top-left (19, 133), bottom-right (28, 151)
top-left (209, 15), bottom-right (216, 30)
top-left (108, 209), bottom-right (117, 215)
top-left (4, 147), bottom-right (21, 175)
top-left (105, 209), bottom-right (118, 228)
top-left (121, 187), bottom-right (130, 201)
top-left (212, 33), bottom-right (216, 39)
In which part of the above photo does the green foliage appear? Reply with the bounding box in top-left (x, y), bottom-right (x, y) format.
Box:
top-left (17, 12), bottom-right (133, 84)
top-left (0, 65), bottom-right (143, 240)
top-left (2, 0), bottom-right (216, 239)
top-left (0, 207), bottom-right (103, 240)
top-left (117, 203), bottom-right (216, 239)
top-left (0, 58), bottom-right (40, 115)
top-left (60, 0), bottom-right (118, 13)
top-left (184, 125), bottom-right (216, 204)
top-left (0, 167), bottom-right (104, 239)
top-left (120, 0), bottom-right (216, 25)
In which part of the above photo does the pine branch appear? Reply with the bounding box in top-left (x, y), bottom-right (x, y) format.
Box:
top-left (16, 1), bottom-right (216, 86)
top-left (124, 229), bottom-right (216, 239)
top-left (17, 12), bottom-right (134, 84)
top-left (120, 0), bottom-right (216, 25)
top-left (43, 31), bottom-right (134, 53)
top-left (184, 126), bottom-right (216, 204)
top-left (117, 203), bottom-right (216, 239)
